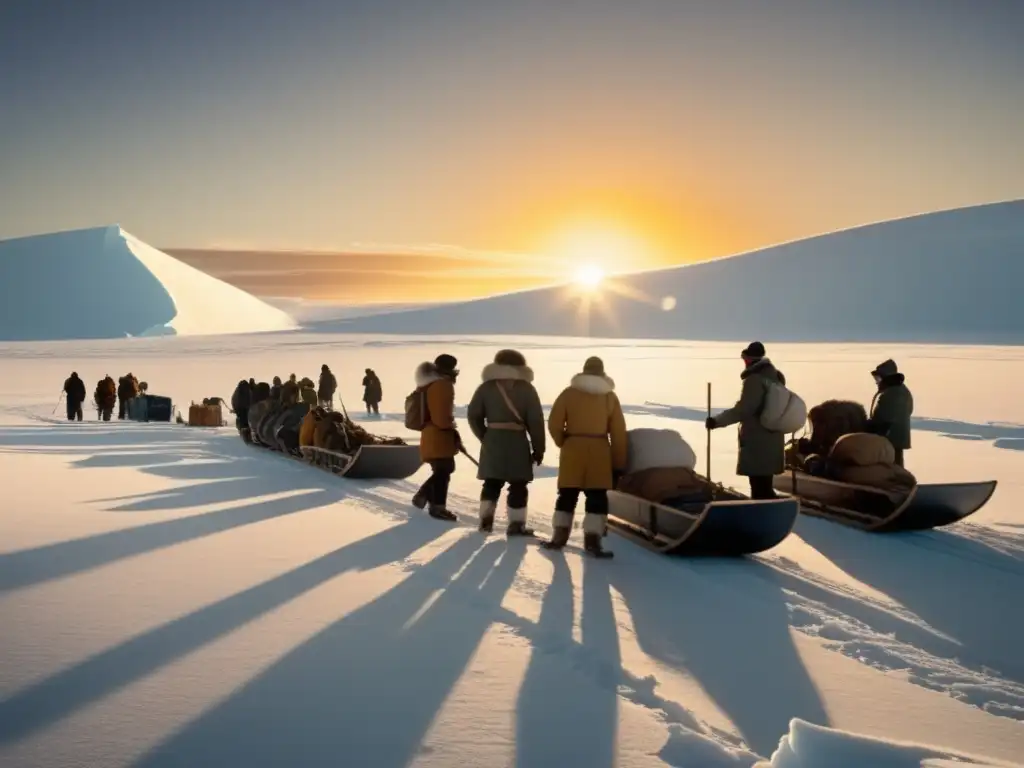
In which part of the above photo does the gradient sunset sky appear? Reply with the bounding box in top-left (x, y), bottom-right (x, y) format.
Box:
top-left (2, 1), bottom-right (1021, 301)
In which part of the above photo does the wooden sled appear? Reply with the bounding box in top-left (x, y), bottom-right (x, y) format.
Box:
top-left (607, 485), bottom-right (799, 556)
top-left (773, 471), bottom-right (998, 532)
top-left (298, 444), bottom-right (423, 481)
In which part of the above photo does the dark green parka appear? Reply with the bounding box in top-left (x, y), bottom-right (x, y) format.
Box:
top-left (467, 362), bottom-right (546, 483)
top-left (713, 358), bottom-right (787, 477)
top-left (867, 362), bottom-right (914, 450)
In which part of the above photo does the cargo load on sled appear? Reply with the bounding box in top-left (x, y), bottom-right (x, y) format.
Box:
top-left (188, 400), bottom-right (225, 427)
top-left (244, 404), bottom-right (422, 481)
top-left (607, 428), bottom-right (798, 555)
top-left (127, 394), bottom-right (173, 422)
top-left (777, 400), bottom-right (997, 531)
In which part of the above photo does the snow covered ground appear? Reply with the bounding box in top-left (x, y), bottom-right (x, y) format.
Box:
top-left (1, 333), bottom-right (1023, 767)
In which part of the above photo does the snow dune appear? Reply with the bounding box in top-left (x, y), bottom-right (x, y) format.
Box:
top-left (0, 226), bottom-right (296, 340)
top-left (757, 719), bottom-right (1016, 767)
top-left (329, 200), bottom-right (1024, 343)
top-left (1, 334), bottom-right (1023, 767)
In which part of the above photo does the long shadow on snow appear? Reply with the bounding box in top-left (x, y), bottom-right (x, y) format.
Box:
top-left (0, 423), bottom-right (210, 449)
top-left (515, 555), bottom-right (619, 768)
top-left (0, 447), bottom-right (193, 467)
top-left (607, 554), bottom-right (828, 757)
top-left (795, 516), bottom-right (1024, 685)
top-left (0, 442), bottom-right (400, 592)
top-left (0, 488), bottom-right (346, 594)
top-left (0, 517), bottom-right (449, 746)
top-left (135, 536), bottom-right (526, 767)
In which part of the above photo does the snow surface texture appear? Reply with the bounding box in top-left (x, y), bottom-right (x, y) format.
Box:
top-left (330, 200), bottom-right (1024, 343)
top-left (1, 335), bottom-right (1023, 767)
top-left (0, 226), bottom-right (296, 340)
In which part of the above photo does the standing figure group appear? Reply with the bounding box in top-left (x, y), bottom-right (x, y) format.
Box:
top-left (406, 340), bottom-right (915, 558)
top-left (707, 342), bottom-right (914, 497)
top-left (407, 350), bottom-right (627, 557)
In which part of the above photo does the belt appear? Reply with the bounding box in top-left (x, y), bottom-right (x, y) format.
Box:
top-left (488, 422), bottom-right (526, 431)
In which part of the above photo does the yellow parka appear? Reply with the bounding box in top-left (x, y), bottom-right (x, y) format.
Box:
top-left (299, 409), bottom-right (320, 447)
top-left (548, 373), bottom-right (628, 489)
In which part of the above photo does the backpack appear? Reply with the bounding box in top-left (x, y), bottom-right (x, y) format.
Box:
top-left (760, 380), bottom-right (807, 434)
top-left (404, 386), bottom-right (429, 431)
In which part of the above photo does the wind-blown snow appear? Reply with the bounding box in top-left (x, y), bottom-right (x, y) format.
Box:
top-left (0, 226), bottom-right (296, 340)
top-left (756, 719), bottom-right (1016, 767)
top-left (1, 334), bottom-right (1023, 767)
top-left (329, 200), bottom-right (1024, 343)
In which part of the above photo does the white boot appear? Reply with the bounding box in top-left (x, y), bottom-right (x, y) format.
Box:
top-left (541, 509), bottom-right (573, 549)
top-left (506, 505), bottom-right (534, 537)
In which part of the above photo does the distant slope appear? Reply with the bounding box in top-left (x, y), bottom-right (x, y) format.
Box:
top-left (260, 297), bottom-right (437, 325)
top-left (329, 200), bottom-right (1024, 343)
top-left (0, 226), bottom-right (296, 341)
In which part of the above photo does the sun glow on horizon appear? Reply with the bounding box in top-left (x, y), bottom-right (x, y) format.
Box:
top-left (572, 264), bottom-right (606, 290)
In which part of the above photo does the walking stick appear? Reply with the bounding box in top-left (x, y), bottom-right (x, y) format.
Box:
top-left (706, 381), bottom-right (712, 483)
top-left (52, 392), bottom-right (64, 415)
top-left (459, 446), bottom-right (480, 467)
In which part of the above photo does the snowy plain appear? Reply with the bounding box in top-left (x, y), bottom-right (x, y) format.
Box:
top-left (1, 332), bottom-right (1022, 767)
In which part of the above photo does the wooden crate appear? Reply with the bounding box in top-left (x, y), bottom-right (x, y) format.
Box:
top-left (188, 403), bottom-right (222, 427)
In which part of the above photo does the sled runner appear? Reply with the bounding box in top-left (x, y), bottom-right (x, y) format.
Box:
top-left (606, 486), bottom-right (799, 556)
top-left (298, 444), bottom-right (423, 480)
top-left (772, 472), bottom-right (997, 532)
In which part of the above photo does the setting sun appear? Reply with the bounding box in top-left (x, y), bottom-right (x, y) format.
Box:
top-left (573, 264), bottom-right (605, 290)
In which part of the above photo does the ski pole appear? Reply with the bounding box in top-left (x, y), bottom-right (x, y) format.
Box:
top-left (706, 381), bottom-right (712, 483)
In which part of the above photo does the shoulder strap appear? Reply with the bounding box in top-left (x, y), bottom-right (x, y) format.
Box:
top-left (495, 381), bottom-right (524, 424)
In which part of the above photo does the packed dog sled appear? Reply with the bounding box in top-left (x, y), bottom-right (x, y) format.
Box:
top-left (64, 340), bottom-right (996, 560)
top-left (216, 341), bottom-right (996, 560)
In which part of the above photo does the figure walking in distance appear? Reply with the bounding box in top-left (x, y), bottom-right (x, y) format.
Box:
top-left (318, 365), bottom-right (337, 409)
top-left (62, 371), bottom-right (86, 421)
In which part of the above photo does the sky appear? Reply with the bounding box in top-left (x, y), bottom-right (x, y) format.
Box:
top-left (1, 0), bottom-right (1022, 301)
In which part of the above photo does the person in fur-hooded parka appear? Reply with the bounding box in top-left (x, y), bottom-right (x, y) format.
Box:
top-left (466, 349), bottom-right (546, 536)
top-left (411, 354), bottom-right (461, 521)
top-left (543, 356), bottom-right (627, 557)
top-left (706, 341), bottom-right (786, 499)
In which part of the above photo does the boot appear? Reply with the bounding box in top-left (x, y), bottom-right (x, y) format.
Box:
top-left (412, 492), bottom-right (427, 510)
top-left (505, 506), bottom-right (533, 537)
top-left (428, 504), bottom-right (457, 522)
top-left (479, 500), bottom-right (496, 533)
top-left (506, 521), bottom-right (535, 537)
top-left (541, 509), bottom-right (574, 549)
top-left (540, 526), bottom-right (571, 549)
top-left (584, 532), bottom-right (614, 559)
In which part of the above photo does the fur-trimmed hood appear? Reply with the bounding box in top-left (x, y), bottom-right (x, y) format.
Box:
top-left (481, 363), bottom-right (534, 383)
top-left (741, 357), bottom-right (783, 383)
top-left (415, 362), bottom-right (448, 388)
top-left (570, 372), bottom-right (615, 395)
